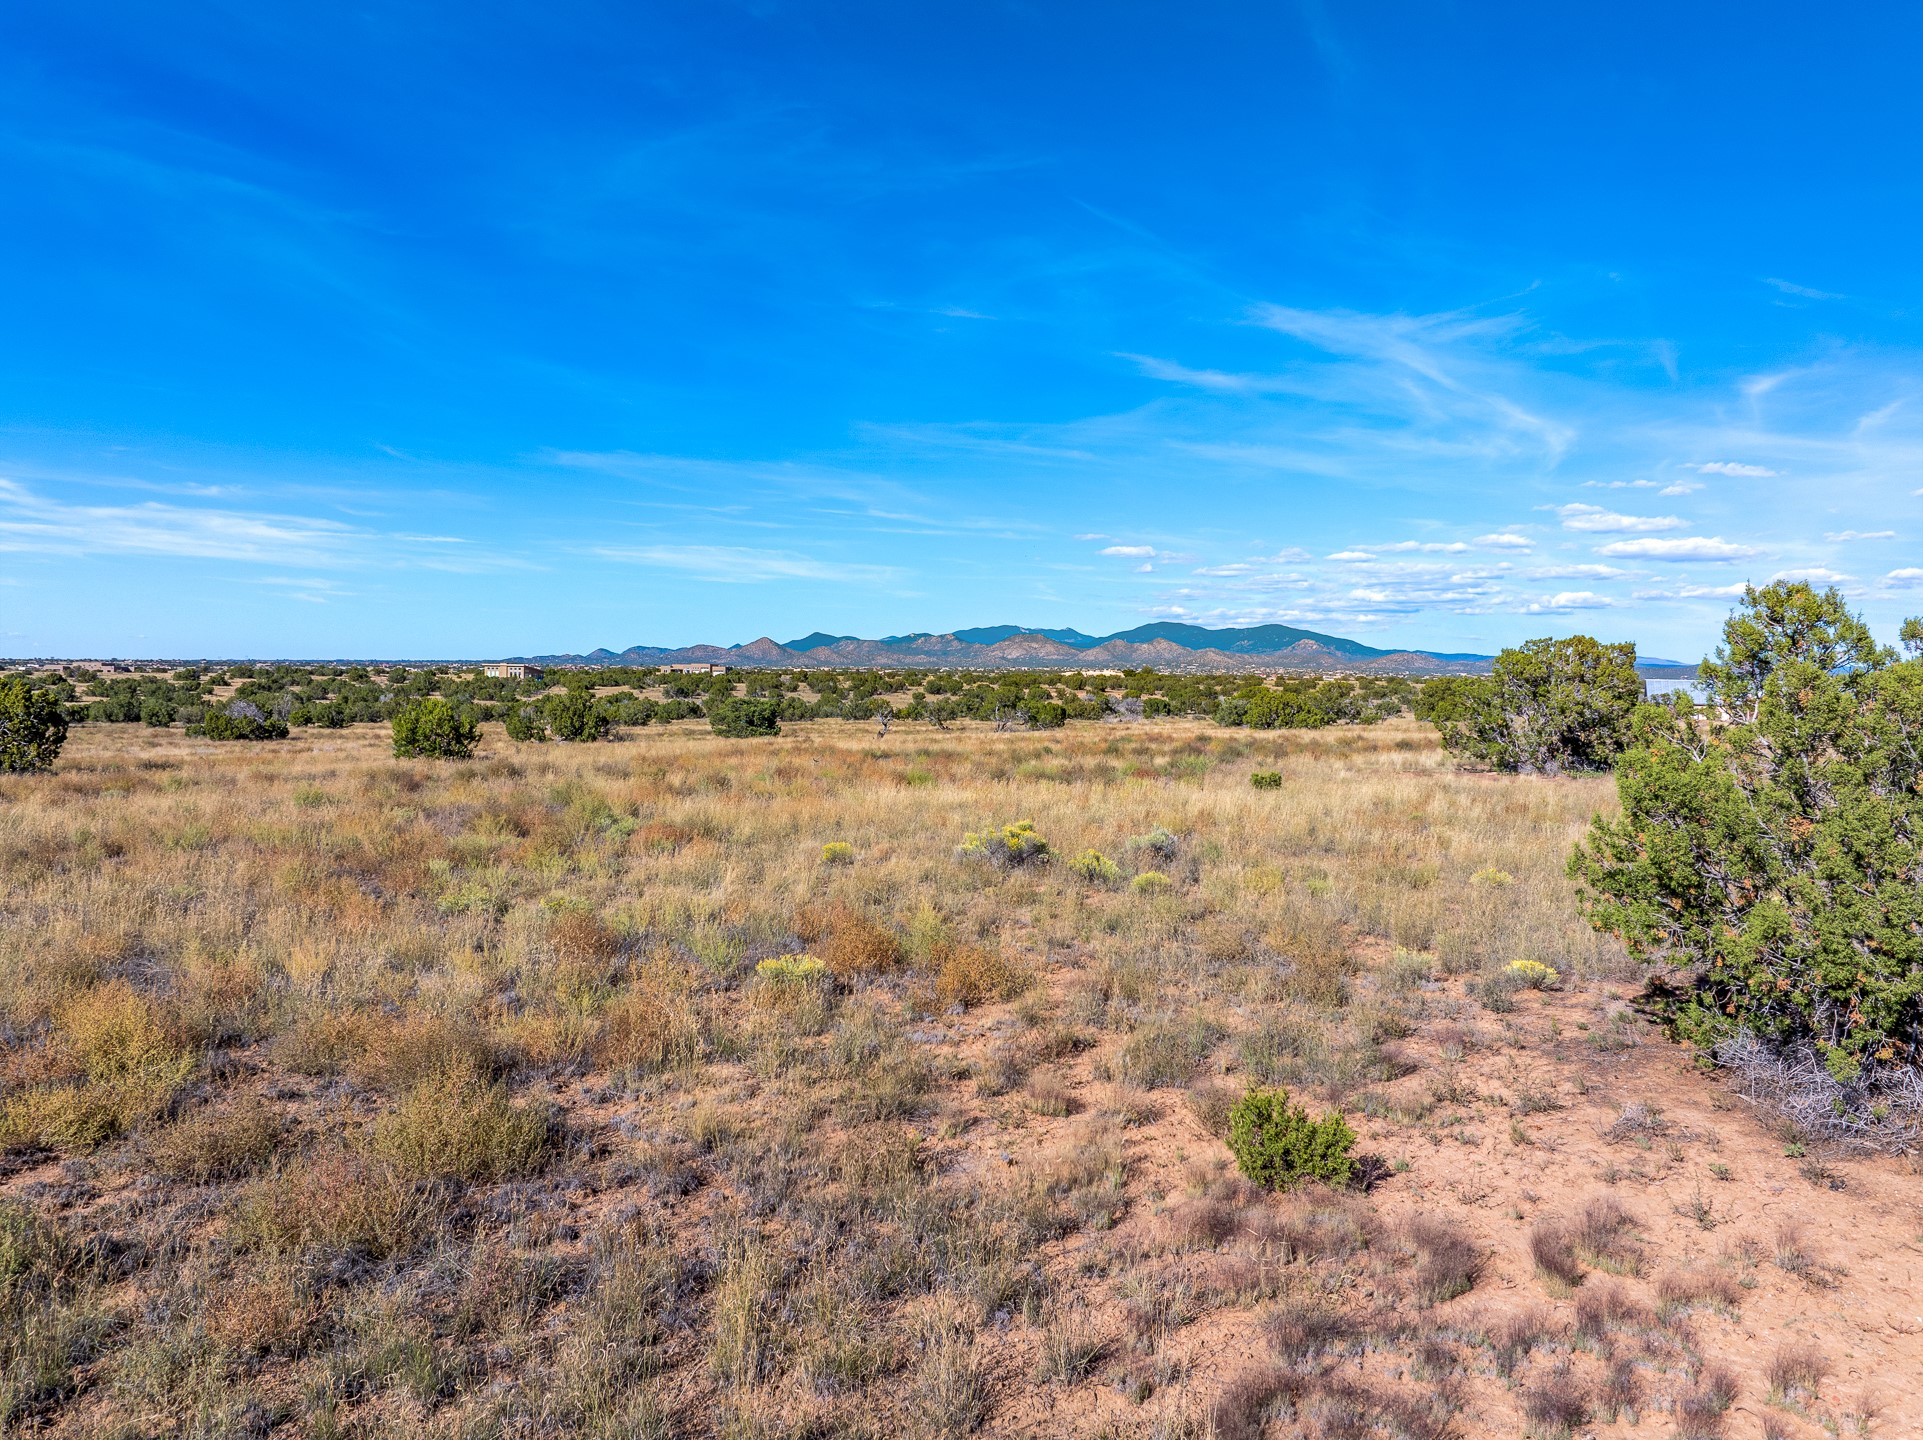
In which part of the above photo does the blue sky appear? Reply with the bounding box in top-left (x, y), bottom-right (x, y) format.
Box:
top-left (3, 2), bottom-right (1921, 659)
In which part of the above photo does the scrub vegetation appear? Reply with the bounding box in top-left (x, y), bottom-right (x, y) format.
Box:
top-left (0, 677), bottom-right (1914, 1436)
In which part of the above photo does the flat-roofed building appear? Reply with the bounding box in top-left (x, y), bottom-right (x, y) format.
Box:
top-left (483, 663), bottom-right (544, 680)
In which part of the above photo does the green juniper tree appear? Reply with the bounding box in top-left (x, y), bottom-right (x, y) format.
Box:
top-left (1436, 635), bottom-right (1642, 774)
top-left (0, 677), bottom-right (69, 772)
top-left (1571, 583), bottom-right (1923, 1126)
top-left (391, 698), bottom-right (480, 759)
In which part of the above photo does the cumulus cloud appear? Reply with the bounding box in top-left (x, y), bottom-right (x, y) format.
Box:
top-left (1769, 566), bottom-right (1853, 584)
top-left (1596, 536), bottom-right (1760, 561)
top-left (1689, 461), bottom-right (1779, 477)
top-left (1887, 568), bottom-right (1923, 587)
top-left (1326, 549), bottom-right (1376, 561)
top-left (1099, 544), bottom-right (1156, 557)
top-left (1555, 503), bottom-right (1684, 534)
top-left (1523, 591), bottom-right (1616, 612)
top-left (1475, 533), bottom-right (1535, 550)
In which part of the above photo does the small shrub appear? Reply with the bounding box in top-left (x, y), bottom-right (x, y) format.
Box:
top-left (1225, 1087), bottom-right (1357, 1191)
top-left (1129, 826), bottom-right (1181, 862)
top-left (756, 955), bottom-right (828, 984)
top-left (1674, 1365), bottom-right (1738, 1440)
top-left (708, 696), bottom-right (780, 738)
top-left (371, 1067), bottom-right (552, 1183)
top-left (390, 698), bottom-right (480, 759)
top-left (0, 678), bottom-right (68, 772)
top-left (150, 1098), bottom-right (284, 1182)
top-left (1522, 1362), bottom-right (1591, 1438)
top-left (1131, 871), bottom-right (1173, 896)
top-left (935, 945), bottom-right (1028, 1009)
top-left (1472, 967), bottom-right (1525, 1012)
top-left (1506, 959), bottom-right (1561, 989)
top-left (1250, 771), bottom-right (1283, 789)
top-left (1574, 1195), bottom-right (1642, 1274)
top-left (548, 907), bottom-right (621, 965)
top-left (595, 965), bottom-right (703, 1074)
top-left (0, 984), bottom-right (197, 1151)
top-left (821, 909), bottom-right (902, 977)
top-left (1529, 1221), bottom-right (1585, 1292)
top-left (1113, 1017), bottom-right (1222, 1088)
top-left (1066, 849), bottom-right (1120, 884)
top-left (959, 820), bottom-right (1050, 867)
top-left (1762, 1340), bottom-right (1827, 1404)
top-left (1407, 1215), bottom-right (1482, 1303)
top-left (1470, 867), bottom-right (1514, 886)
top-left (820, 841), bottom-right (855, 865)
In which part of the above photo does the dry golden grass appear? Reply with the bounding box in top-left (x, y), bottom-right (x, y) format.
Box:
top-left (0, 716), bottom-right (1912, 1437)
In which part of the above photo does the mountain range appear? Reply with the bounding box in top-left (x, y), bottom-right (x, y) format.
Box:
top-left (513, 621), bottom-right (1513, 674)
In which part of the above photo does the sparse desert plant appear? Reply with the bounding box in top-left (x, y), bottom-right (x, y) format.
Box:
top-left (959, 819), bottom-right (1050, 866)
top-left (149, 1098), bottom-right (284, 1182)
top-left (1507, 959), bottom-right (1561, 989)
top-left (1225, 1087), bottom-right (1357, 1190)
top-left (1406, 1215), bottom-right (1482, 1303)
top-left (1763, 1340), bottom-right (1828, 1404)
top-left (1249, 770), bottom-right (1283, 789)
top-left (1067, 848), bottom-right (1121, 884)
top-left (371, 1066), bottom-right (553, 1183)
top-left (820, 840), bottom-right (855, 865)
top-left (1522, 1361), bottom-right (1591, 1438)
top-left (390, 697), bottom-right (480, 758)
top-left (755, 954), bottom-right (828, 984)
top-left (1674, 1365), bottom-right (1739, 1439)
top-left (934, 944), bottom-right (1027, 1009)
top-left (1131, 870), bottom-right (1174, 895)
top-left (1530, 1220), bottom-right (1585, 1293)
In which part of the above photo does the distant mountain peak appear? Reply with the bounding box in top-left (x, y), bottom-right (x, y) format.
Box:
top-left (517, 621), bottom-right (1502, 674)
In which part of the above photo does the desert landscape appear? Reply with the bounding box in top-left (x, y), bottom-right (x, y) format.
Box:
top-left (2, 716), bottom-right (1914, 1438)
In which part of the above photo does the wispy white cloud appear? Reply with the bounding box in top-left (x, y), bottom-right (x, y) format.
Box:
top-left (1688, 461), bottom-right (1779, 477)
top-left (1527, 563), bottom-right (1635, 580)
top-left (1554, 503), bottom-right (1683, 534)
top-left (1634, 582), bottom-right (1750, 600)
top-left (1100, 544), bottom-right (1156, 557)
top-left (1765, 277), bottom-right (1842, 301)
top-left (1769, 566), bottom-right (1855, 585)
top-left (1596, 536), bottom-right (1761, 561)
top-left (589, 544), bottom-right (902, 583)
top-left (1886, 568), bottom-right (1923, 588)
top-left (1475, 533), bottom-right (1535, 550)
top-left (1825, 529), bottom-right (1895, 542)
top-left (0, 476), bottom-right (525, 573)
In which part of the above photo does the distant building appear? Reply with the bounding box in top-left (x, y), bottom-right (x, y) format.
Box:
top-left (663, 662), bottom-right (728, 675)
top-left (483, 663), bottom-right (543, 680)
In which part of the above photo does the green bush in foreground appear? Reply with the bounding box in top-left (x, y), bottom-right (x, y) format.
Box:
top-left (390, 698), bottom-right (480, 759)
top-left (1250, 770), bottom-right (1283, 789)
top-left (708, 696), bottom-right (781, 738)
top-left (1572, 582), bottom-right (1923, 1094)
top-left (1226, 1087), bottom-right (1356, 1190)
top-left (0, 678), bottom-right (68, 773)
